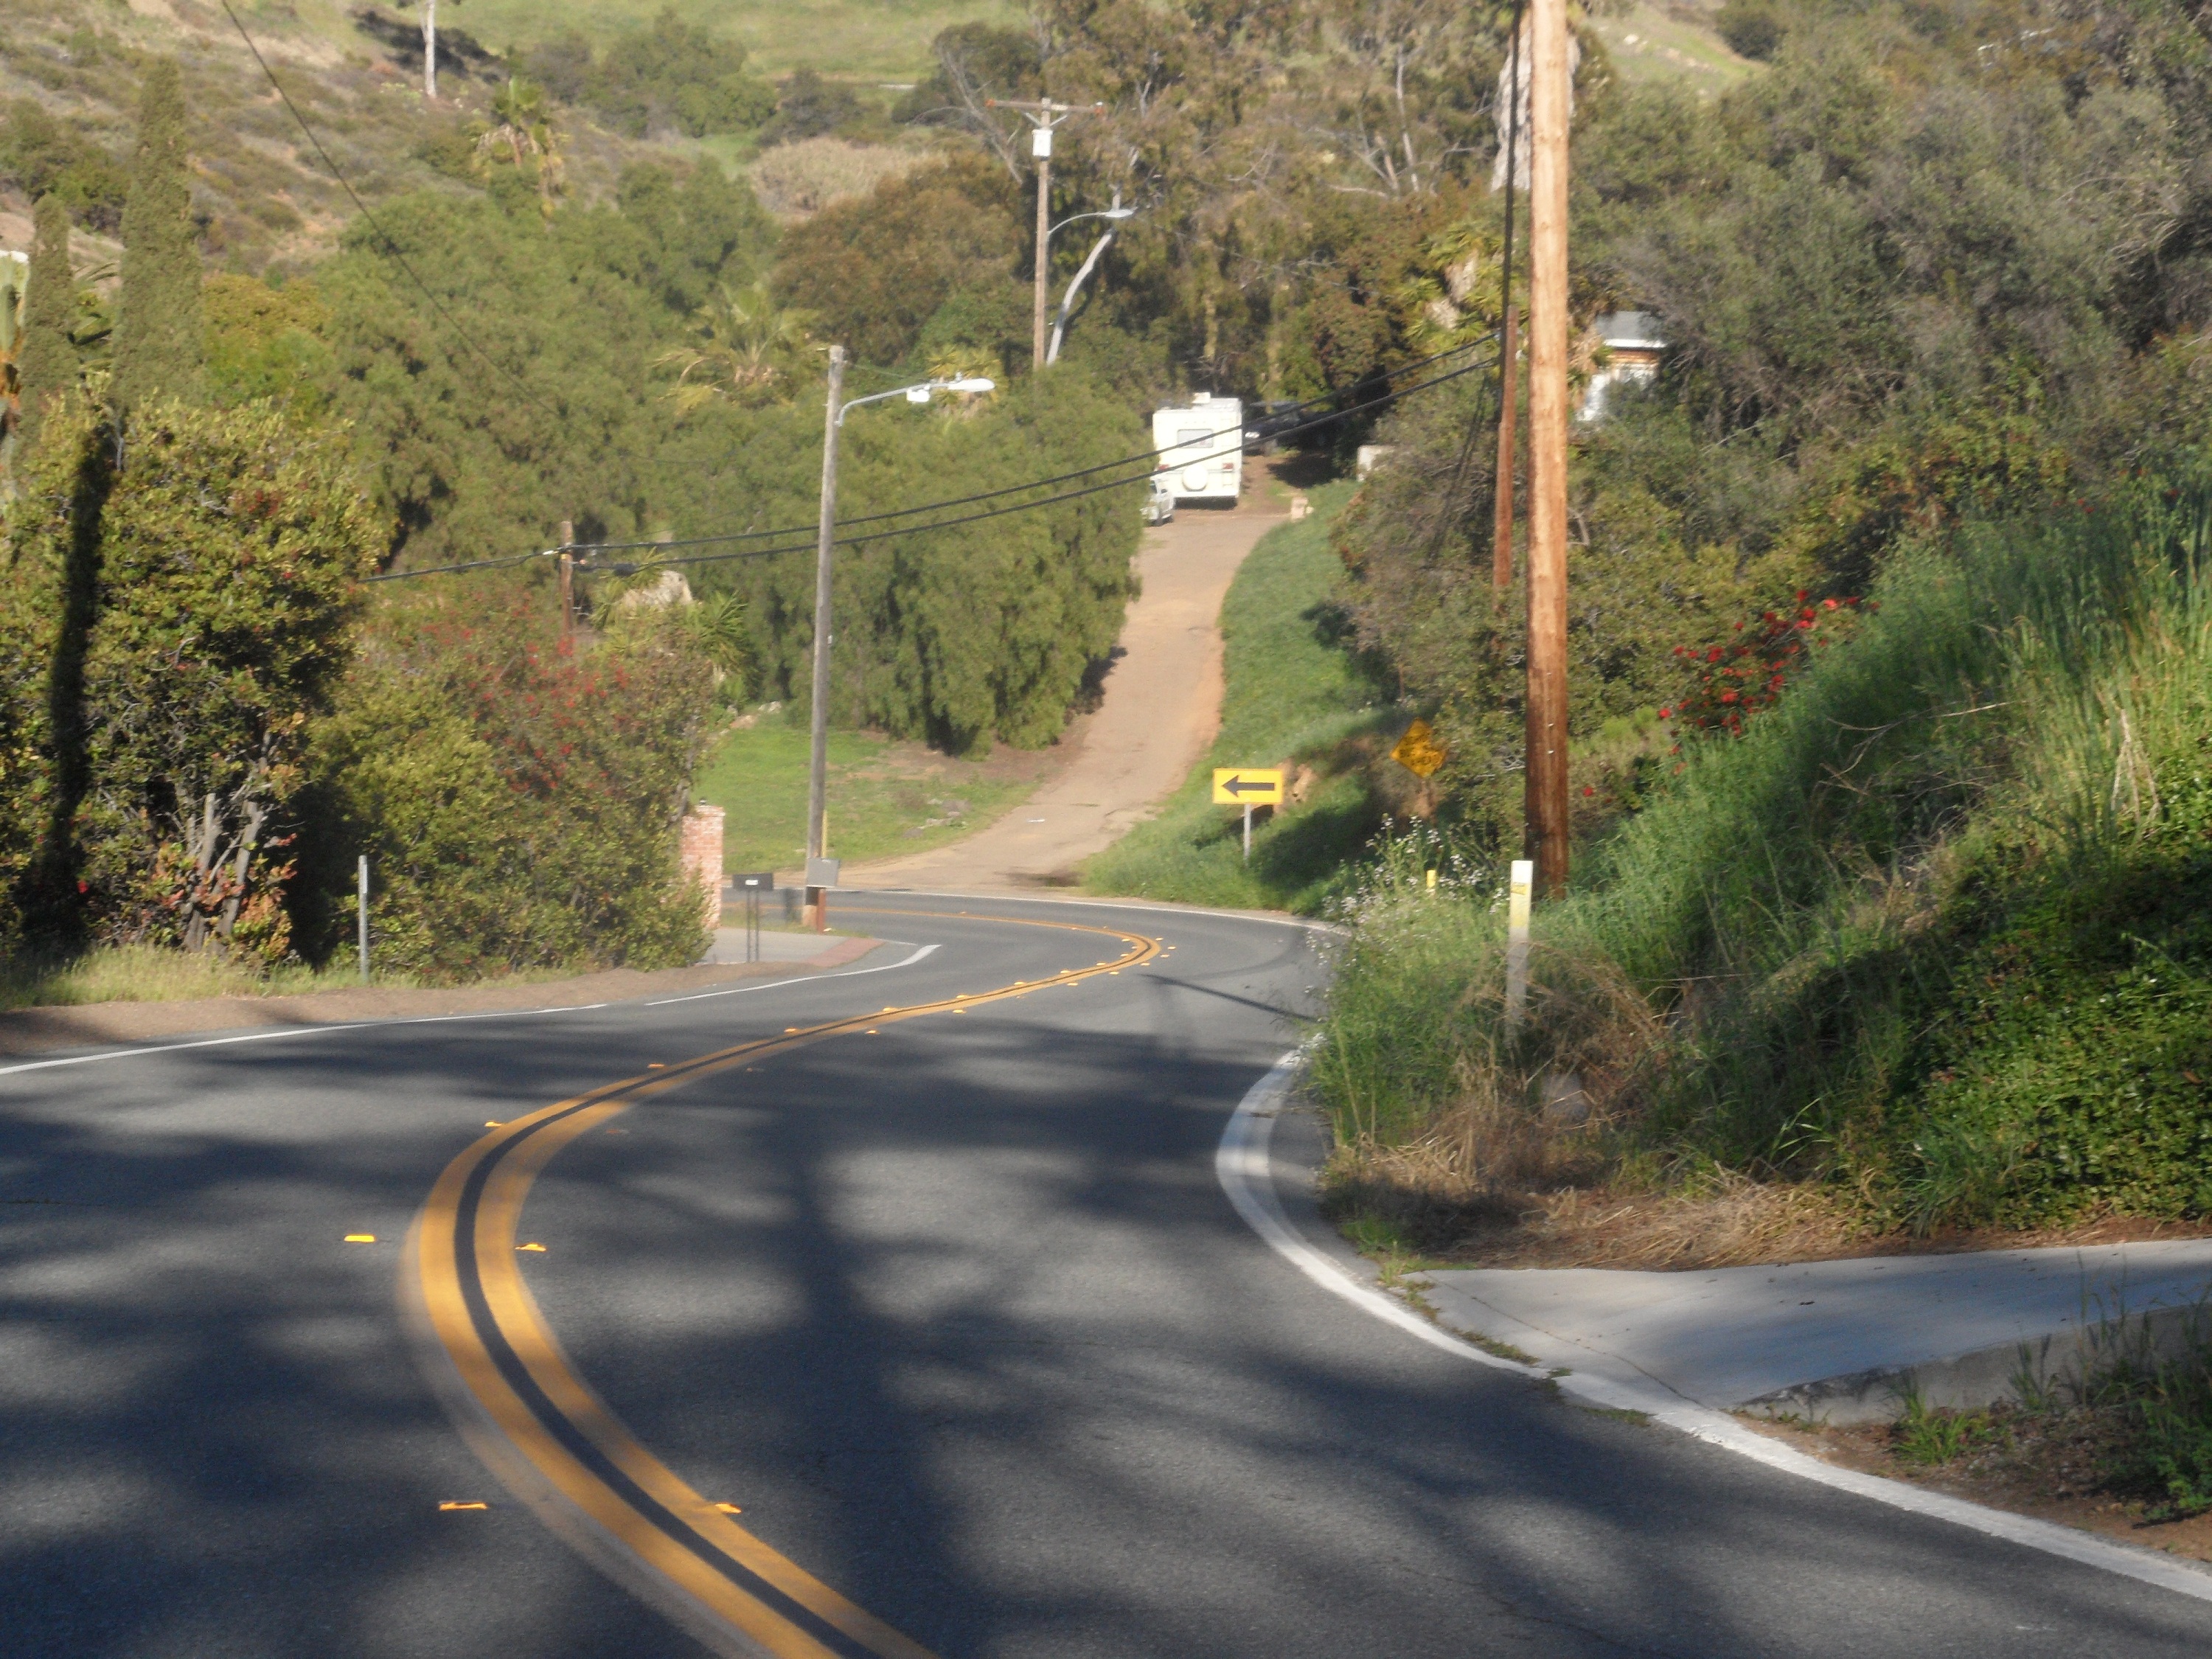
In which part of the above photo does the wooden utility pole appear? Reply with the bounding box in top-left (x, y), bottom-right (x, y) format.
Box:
top-left (557, 518), bottom-right (574, 644)
top-left (1525, 0), bottom-right (1572, 897)
top-left (804, 345), bottom-right (848, 933)
top-left (987, 98), bottom-right (1105, 368)
top-left (1492, 8), bottom-right (1525, 591)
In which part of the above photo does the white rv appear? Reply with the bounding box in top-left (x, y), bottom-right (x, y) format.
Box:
top-left (1152, 394), bottom-right (1243, 504)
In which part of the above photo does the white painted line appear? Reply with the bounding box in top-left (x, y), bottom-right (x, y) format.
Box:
top-left (643, 943), bottom-right (936, 1006)
top-left (1216, 1053), bottom-right (2212, 1607)
top-left (0, 947), bottom-right (943, 1078)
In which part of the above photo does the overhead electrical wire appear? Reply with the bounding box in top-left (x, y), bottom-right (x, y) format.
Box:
top-left (218, 0), bottom-right (569, 428)
top-left (560, 330), bottom-right (1505, 557)
top-left (371, 335), bottom-right (1503, 584)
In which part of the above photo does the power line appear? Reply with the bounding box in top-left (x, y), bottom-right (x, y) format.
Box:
top-left (563, 331), bottom-right (1502, 555)
top-left (217, 0), bottom-right (568, 428)
top-left (372, 342), bottom-right (1500, 584)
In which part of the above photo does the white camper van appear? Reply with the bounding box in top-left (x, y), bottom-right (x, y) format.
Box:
top-left (1152, 394), bottom-right (1243, 504)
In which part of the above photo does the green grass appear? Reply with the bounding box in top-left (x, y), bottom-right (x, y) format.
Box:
top-left (1309, 478), bottom-right (2212, 1234)
top-left (0, 944), bottom-right (439, 1011)
top-left (1084, 484), bottom-right (1394, 911)
top-left (692, 705), bottom-right (1041, 873)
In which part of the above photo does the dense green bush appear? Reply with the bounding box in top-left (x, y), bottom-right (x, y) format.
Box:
top-left (518, 10), bottom-right (776, 139)
top-left (300, 592), bottom-right (717, 979)
top-left (1, 391), bottom-right (383, 959)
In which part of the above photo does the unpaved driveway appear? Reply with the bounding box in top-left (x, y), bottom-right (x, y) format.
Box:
top-left (844, 492), bottom-right (1288, 893)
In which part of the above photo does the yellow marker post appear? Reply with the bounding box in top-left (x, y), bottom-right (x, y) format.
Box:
top-left (1505, 858), bottom-right (1534, 1032)
top-left (1213, 768), bottom-right (1284, 863)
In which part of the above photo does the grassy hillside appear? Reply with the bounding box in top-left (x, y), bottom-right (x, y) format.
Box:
top-left (1315, 480), bottom-right (2212, 1256)
top-left (1084, 486), bottom-right (1400, 912)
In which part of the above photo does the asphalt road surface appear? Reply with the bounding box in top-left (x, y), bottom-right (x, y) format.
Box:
top-left (6, 893), bottom-right (2212, 1658)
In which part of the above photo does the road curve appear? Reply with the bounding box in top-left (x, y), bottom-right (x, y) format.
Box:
top-left (3, 894), bottom-right (2211, 1657)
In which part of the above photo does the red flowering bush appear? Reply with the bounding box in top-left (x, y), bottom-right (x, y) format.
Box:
top-left (1659, 591), bottom-right (1871, 739)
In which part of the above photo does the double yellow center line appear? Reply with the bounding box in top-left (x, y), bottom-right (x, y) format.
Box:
top-left (406, 915), bottom-right (1159, 1659)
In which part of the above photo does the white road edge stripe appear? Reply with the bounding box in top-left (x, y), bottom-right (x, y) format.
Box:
top-left (0, 943), bottom-right (942, 1078)
top-left (1217, 1048), bottom-right (2212, 1607)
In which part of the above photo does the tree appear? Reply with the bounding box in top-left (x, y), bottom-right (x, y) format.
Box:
top-left (653, 280), bottom-right (816, 413)
top-left (470, 77), bottom-right (566, 222)
top-left (758, 67), bottom-right (863, 147)
top-left (15, 195), bottom-right (78, 457)
top-left (111, 59), bottom-right (204, 420)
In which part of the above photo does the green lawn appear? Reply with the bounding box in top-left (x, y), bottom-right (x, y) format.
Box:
top-left (1083, 484), bottom-right (1394, 912)
top-left (692, 706), bottom-right (1042, 874)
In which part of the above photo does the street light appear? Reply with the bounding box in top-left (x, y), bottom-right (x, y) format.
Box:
top-left (804, 348), bottom-right (997, 930)
top-left (1046, 199), bottom-right (1140, 368)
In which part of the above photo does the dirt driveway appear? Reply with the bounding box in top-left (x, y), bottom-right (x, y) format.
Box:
top-left (841, 487), bottom-right (1289, 894)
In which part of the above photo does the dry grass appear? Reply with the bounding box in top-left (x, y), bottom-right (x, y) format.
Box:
top-left (0, 945), bottom-right (444, 1011)
top-left (746, 138), bottom-right (923, 218)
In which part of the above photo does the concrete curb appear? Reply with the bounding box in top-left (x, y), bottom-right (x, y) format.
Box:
top-left (1215, 1053), bottom-right (2212, 1608)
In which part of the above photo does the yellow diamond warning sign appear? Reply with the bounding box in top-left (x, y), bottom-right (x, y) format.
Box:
top-left (1391, 719), bottom-right (1446, 779)
top-left (1212, 768), bottom-right (1284, 806)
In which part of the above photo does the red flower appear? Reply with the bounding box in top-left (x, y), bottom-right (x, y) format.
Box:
top-left (1795, 589), bottom-right (1809, 602)
top-left (1658, 706), bottom-right (1672, 719)
top-left (1582, 786), bottom-right (1595, 797)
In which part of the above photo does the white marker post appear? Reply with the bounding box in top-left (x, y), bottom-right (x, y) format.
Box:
top-left (1242, 803), bottom-right (1252, 863)
top-left (356, 855), bottom-right (370, 985)
top-left (1503, 858), bottom-right (1533, 1032)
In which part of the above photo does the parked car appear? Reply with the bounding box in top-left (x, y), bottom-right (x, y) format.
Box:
top-left (1142, 475), bottom-right (1176, 525)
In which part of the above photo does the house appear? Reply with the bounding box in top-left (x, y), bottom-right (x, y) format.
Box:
top-left (1579, 310), bottom-right (1666, 421)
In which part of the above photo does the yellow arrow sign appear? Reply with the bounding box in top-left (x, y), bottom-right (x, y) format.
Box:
top-left (1391, 719), bottom-right (1447, 779)
top-left (1212, 768), bottom-right (1284, 806)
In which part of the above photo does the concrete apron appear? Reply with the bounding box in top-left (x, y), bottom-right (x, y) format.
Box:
top-left (1415, 1242), bottom-right (2212, 1425)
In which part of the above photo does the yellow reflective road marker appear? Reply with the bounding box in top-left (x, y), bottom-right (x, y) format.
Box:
top-left (344, 1234), bottom-right (377, 1244)
top-left (439, 1500), bottom-right (490, 1512)
top-left (715, 1503), bottom-right (744, 1514)
top-left (517, 1242), bottom-right (547, 1252)
top-left (409, 909), bottom-right (1158, 1659)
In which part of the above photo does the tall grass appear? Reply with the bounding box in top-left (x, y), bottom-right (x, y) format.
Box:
top-left (1312, 479), bottom-right (2212, 1237)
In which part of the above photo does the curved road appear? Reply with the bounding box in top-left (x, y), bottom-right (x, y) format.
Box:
top-left (4, 894), bottom-right (2210, 1656)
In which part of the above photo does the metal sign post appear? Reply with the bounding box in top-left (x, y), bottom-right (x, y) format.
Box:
top-left (733, 872), bottom-right (774, 964)
top-left (1212, 768), bottom-right (1284, 863)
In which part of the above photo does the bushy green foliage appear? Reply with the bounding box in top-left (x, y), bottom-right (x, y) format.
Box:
top-left (15, 195), bottom-right (76, 456)
top-left (112, 58), bottom-right (204, 416)
top-left (0, 97), bottom-right (130, 230)
top-left (204, 274), bottom-right (334, 414)
top-left (771, 153), bottom-right (1023, 369)
top-left (1, 390), bottom-right (382, 959)
top-left (520, 9), bottom-right (776, 139)
top-left (302, 592), bottom-right (717, 979)
top-left (757, 67), bottom-right (863, 148)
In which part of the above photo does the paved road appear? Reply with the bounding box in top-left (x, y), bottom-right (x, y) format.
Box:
top-left (5, 895), bottom-right (2212, 1657)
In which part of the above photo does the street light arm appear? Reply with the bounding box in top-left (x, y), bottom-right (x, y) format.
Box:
top-left (1046, 229), bottom-right (1117, 368)
top-left (835, 375), bottom-right (996, 425)
top-left (1048, 206), bottom-right (1135, 238)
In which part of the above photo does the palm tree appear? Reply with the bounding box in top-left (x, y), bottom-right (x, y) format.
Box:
top-left (653, 281), bottom-right (818, 415)
top-left (470, 77), bottom-right (565, 221)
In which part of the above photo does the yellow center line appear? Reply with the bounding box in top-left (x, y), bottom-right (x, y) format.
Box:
top-left (407, 914), bottom-right (1158, 1659)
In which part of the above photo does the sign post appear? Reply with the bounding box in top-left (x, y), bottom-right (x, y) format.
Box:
top-left (733, 872), bottom-right (774, 963)
top-left (1213, 768), bottom-right (1284, 863)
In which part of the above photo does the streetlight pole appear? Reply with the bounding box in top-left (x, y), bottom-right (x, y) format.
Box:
top-left (987, 97), bottom-right (1105, 368)
top-left (1045, 199), bottom-right (1136, 367)
top-left (803, 358), bottom-right (998, 931)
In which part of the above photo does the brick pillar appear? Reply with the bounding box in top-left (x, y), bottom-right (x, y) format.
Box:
top-left (680, 804), bottom-right (724, 929)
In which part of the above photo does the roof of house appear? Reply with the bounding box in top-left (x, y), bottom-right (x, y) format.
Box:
top-left (1593, 310), bottom-right (1666, 350)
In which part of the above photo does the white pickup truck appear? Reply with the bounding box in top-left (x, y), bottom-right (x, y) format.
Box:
top-left (1152, 394), bottom-right (1243, 504)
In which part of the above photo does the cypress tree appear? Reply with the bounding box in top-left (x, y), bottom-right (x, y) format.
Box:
top-left (15, 195), bottom-right (77, 457)
top-left (112, 59), bottom-right (204, 417)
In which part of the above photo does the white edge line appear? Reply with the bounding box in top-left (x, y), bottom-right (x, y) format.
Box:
top-left (0, 945), bottom-right (942, 1078)
top-left (1215, 1050), bottom-right (2212, 1608)
top-left (642, 942), bottom-right (936, 1006)
top-left (838, 888), bottom-right (1343, 935)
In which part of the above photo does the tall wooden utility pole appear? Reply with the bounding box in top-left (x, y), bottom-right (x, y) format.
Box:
top-left (987, 98), bottom-right (1105, 368)
top-left (1524, 0), bottom-right (1572, 896)
top-left (1492, 7), bottom-right (1526, 591)
top-left (805, 345), bottom-right (847, 933)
